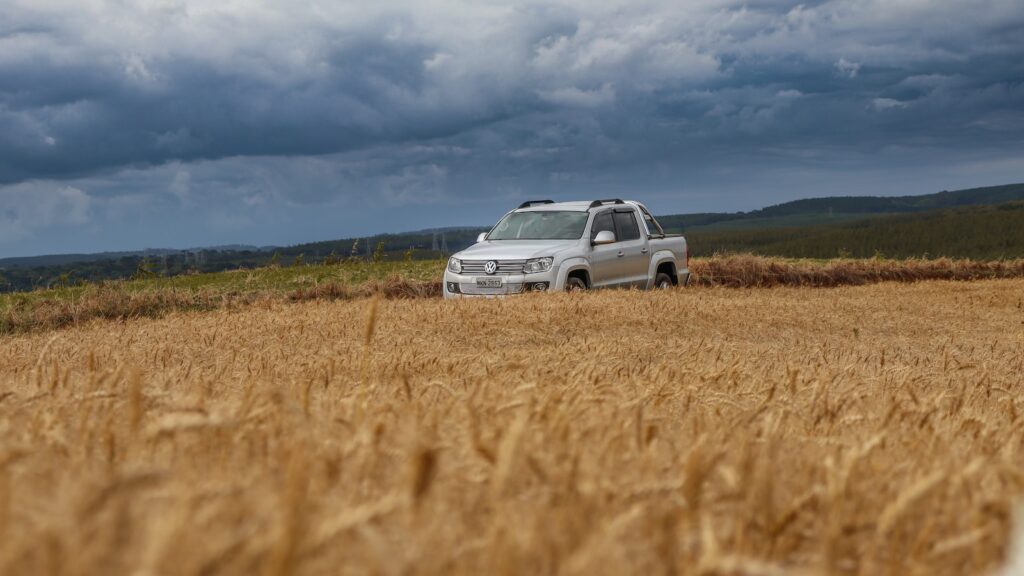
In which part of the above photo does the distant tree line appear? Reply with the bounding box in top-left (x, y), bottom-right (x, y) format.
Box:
top-left (4, 198), bottom-right (1024, 294)
top-left (687, 202), bottom-right (1024, 259)
top-left (0, 230), bottom-right (486, 293)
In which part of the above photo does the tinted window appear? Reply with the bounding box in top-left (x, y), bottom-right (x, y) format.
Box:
top-left (590, 211), bottom-right (615, 241)
top-left (613, 211), bottom-right (641, 241)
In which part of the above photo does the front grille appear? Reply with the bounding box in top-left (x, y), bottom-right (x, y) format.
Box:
top-left (460, 259), bottom-right (527, 276)
top-left (459, 283), bottom-right (525, 295)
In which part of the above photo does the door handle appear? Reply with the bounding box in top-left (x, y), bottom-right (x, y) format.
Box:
top-left (617, 251), bottom-right (624, 258)
top-left (641, 248), bottom-right (649, 254)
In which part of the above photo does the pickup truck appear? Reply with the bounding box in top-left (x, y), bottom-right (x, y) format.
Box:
top-left (443, 199), bottom-right (690, 298)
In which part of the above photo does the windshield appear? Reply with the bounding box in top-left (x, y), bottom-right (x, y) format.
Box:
top-left (488, 210), bottom-right (589, 240)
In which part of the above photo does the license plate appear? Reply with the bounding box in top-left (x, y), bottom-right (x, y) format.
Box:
top-left (476, 278), bottom-right (502, 288)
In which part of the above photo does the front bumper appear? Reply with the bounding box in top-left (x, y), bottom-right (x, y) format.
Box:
top-left (443, 268), bottom-right (560, 299)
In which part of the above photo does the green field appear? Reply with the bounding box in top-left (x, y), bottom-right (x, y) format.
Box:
top-left (0, 260), bottom-right (442, 311)
top-left (670, 212), bottom-right (874, 232)
top-left (688, 202), bottom-right (1024, 259)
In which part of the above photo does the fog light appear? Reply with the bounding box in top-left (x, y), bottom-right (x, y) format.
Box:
top-left (529, 282), bottom-right (549, 292)
top-left (447, 282), bottom-right (460, 293)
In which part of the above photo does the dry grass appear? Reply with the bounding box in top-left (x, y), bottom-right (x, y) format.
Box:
top-left (689, 255), bottom-right (1024, 288)
top-left (0, 277), bottom-right (439, 335)
top-left (1, 279), bottom-right (1023, 574)
top-left (5, 256), bottom-right (1024, 336)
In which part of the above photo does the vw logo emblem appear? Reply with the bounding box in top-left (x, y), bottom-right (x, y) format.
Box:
top-left (484, 260), bottom-right (498, 275)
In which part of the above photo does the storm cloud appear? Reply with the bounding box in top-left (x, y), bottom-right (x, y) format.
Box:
top-left (2, 0), bottom-right (1023, 255)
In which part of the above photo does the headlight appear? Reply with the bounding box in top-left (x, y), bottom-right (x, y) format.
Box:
top-left (523, 257), bottom-right (553, 274)
top-left (447, 257), bottom-right (462, 274)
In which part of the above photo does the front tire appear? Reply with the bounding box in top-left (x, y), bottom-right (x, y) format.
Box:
top-left (566, 277), bottom-right (588, 292)
top-left (655, 273), bottom-right (673, 290)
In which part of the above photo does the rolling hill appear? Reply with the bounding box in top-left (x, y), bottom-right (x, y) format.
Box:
top-left (657, 182), bottom-right (1024, 232)
top-left (2, 183), bottom-right (1023, 292)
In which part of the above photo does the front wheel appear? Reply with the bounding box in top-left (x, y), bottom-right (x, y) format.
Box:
top-left (655, 273), bottom-right (673, 290)
top-left (565, 277), bottom-right (588, 292)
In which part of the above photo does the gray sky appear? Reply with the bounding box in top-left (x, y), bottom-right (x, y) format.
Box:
top-left (2, 0), bottom-right (1023, 257)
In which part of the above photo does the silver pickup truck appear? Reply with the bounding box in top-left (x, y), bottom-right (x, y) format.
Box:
top-left (443, 199), bottom-right (690, 298)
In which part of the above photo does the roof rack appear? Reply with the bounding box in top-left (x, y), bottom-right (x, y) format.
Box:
top-left (588, 199), bottom-right (625, 209)
top-left (517, 200), bottom-right (555, 209)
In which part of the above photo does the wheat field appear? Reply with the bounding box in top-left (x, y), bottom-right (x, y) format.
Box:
top-left (1, 280), bottom-right (1023, 575)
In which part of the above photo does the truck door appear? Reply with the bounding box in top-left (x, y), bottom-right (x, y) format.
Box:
top-left (589, 211), bottom-right (623, 288)
top-left (611, 208), bottom-right (650, 288)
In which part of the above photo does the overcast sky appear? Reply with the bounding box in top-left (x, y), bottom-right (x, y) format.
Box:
top-left (2, 0), bottom-right (1023, 256)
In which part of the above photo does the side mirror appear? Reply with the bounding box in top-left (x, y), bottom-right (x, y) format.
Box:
top-left (592, 230), bottom-right (616, 245)
top-left (476, 233), bottom-right (487, 243)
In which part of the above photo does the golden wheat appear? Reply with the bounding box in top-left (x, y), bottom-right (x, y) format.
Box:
top-left (1, 279), bottom-right (1023, 575)
top-left (7, 255), bottom-right (1024, 336)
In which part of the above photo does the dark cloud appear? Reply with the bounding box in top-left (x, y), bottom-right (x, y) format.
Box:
top-left (1, 0), bottom-right (1023, 256)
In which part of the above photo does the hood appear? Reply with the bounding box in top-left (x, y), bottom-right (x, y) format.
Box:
top-left (455, 240), bottom-right (578, 260)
